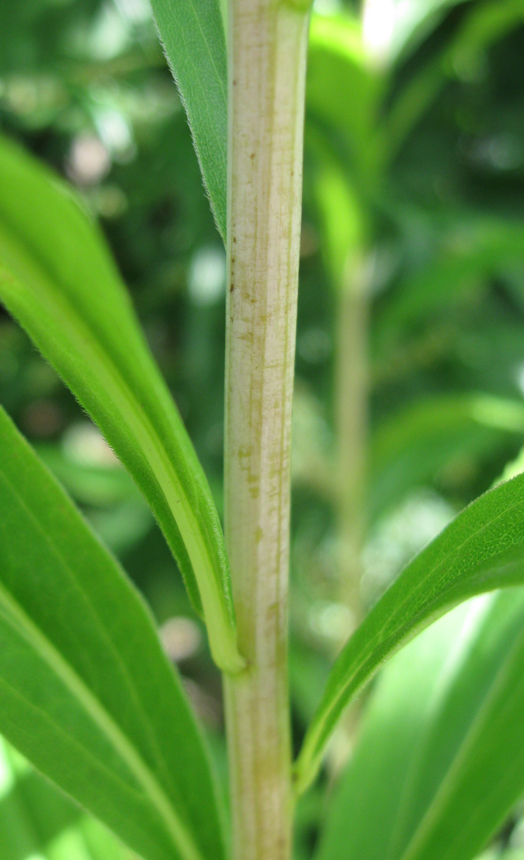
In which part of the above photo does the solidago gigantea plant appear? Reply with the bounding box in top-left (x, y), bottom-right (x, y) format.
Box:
top-left (2, 1), bottom-right (524, 860)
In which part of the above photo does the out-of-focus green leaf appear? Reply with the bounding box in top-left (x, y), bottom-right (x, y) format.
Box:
top-left (376, 219), bottom-right (524, 346)
top-left (307, 14), bottom-right (384, 193)
top-left (316, 588), bottom-right (524, 860)
top-left (35, 444), bottom-right (142, 508)
top-left (0, 407), bottom-right (226, 860)
top-left (149, 0), bottom-right (227, 239)
top-left (370, 394), bottom-right (524, 520)
top-left (35, 442), bottom-right (155, 553)
top-left (0, 736), bottom-right (132, 860)
top-left (88, 501), bottom-right (154, 555)
top-left (499, 445), bottom-right (524, 483)
top-left (315, 599), bottom-right (476, 860)
top-left (384, 0), bottom-right (524, 157)
top-left (294, 471), bottom-right (524, 793)
top-left (456, 0), bottom-right (524, 55)
top-left (313, 145), bottom-right (366, 286)
top-left (0, 135), bottom-right (244, 674)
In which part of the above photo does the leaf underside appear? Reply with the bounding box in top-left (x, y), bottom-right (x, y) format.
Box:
top-left (0, 134), bottom-right (243, 674)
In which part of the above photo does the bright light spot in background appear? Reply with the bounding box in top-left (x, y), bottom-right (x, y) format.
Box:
top-left (442, 594), bottom-right (494, 683)
top-left (516, 363), bottom-right (524, 396)
top-left (85, 2), bottom-right (130, 61)
top-left (508, 815), bottom-right (524, 852)
top-left (62, 422), bottom-right (119, 468)
top-left (309, 601), bottom-right (355, 645)
top-left (48, 827), bottom-right (91, 859)
top-left (363, 490), bottom-right (455, 606)
top-left (0, 739), bottom-right (14, 801)
top-left (313, 0), bottom-right (344, 14)
top-left (114, 0), bottom-right (151, 23)
top-left (188, 246), bottom-right (226, 306)
top-left (362, 0), bottom-right (395, 65)
top-left (95, 108), bottom-right (134, 160)
top-left (67, 134), bottom-right (111, 186)
top-left (160, 617), bottom-right (201, 662)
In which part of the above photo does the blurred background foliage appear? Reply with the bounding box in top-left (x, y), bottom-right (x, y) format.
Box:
top-left (2, 0), bottom-right (524, 857)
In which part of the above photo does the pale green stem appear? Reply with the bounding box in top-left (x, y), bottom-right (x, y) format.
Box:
top-left (323, 254), bottom-right (370, 779)
top-left (223, 1), bottom-right (311, 858)
top-left (336, 254), bottom-right (369, 627)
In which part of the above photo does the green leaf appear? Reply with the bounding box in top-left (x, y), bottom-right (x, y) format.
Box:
top-left (0, 406), bottom-right (225, 860)
top-left (316, 589), bottom-right (524, 860)
top-left (0, 736), bottom-right (132, 859)
top-left (35, 442), bottom-right (142, 509)
top-left (0, 134), bottom-right (244, 674)
top-left (307, 14), bottom-right (384, 193)
top-left (149, 0), bottom-right (228, 239)
top-left (315, 599), bottom-right (477, 860)
top-left (376, 219), bottom-right (524, 344)
top-left (370, 393), bottom-right (524, 520)
top-left (294, 470), bottom-right (524, 793)
top-left (384, 0), bottom-right (524, 157)
top-left (311, 141), bottom-right (366, 286)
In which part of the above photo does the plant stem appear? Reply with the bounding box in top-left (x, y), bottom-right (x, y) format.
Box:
top-left (223, 2), bottom-right (311, 858)
top-left (326, 253), bottom-right (370, 778)
top-left (336, 254), bottom-right (369, 626)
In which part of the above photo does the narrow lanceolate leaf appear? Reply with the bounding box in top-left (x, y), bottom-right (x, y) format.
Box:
top-left (294, 471), bottom-right (524, 793)
top-left (316, 590), bottom-right (524, 860)
top-left (150, 0), bottom-right (228, 239)
top-left (0, 135), bottom-right (244, 674)
top-left (0, 408), bottom-right (225, 860)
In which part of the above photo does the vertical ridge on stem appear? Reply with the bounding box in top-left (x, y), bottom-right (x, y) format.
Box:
top-left (223, 2), bottom-right (311, 858)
